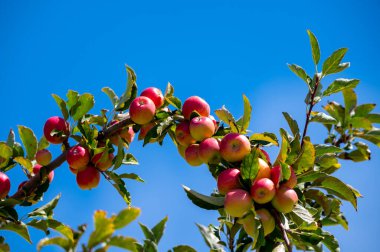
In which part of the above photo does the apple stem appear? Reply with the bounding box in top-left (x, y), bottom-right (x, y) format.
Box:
top-left (273, 210), bottom-right (292, 252)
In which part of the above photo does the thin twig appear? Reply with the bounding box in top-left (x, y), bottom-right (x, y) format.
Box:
top-left (273, 211), bottom-right (292, 252)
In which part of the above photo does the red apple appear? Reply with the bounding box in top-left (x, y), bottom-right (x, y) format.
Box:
top-left (254, 158), bottom-right (271, 181)
top-left (33, 164), bottom-right (54, 183)
top-left (76, 165), bottom-right (100, 190)
top-left (175, 121), bottom-right (196, 146)
top-left (271, 185), bottom-right (298, 213)
top-left (182, 96), bottom-right (210, 120)
top-left (260, 149), bottom-right (271, 163)
top-left (209, 115), bottom-right (218, 131)
top-left (177, 144), bottom-right (187, 158)
top-left (189, 116), bottom-right (215, 141)
top-left (199, 138), bottom-right (220, 164)
top-left (66, 146), bottom-right (90, 170)
top-left (138, 122), bottom-right (156, 141)
top-left (224, 189), bottom-right (252, 217)
top-left (270, 165), bottom-right (282, 189)
top-left (250, 178), bottom-right (276, 204)
top-left (184, 144), bottom-right (203, 166)
top-left (35, 149), bottom-right (52, 166)
top-left (256, 208), bottom-right (275, 236)
top-left (92, 152), bottom-right (114, 171)
top-left (140, 87), bottom-right (164, 108)
top-left (69, 166), bottom-right (78, 174)
top-left (217, 168), bottom-right (241, 195)
top-left (129, 96), bottom-right (156, 125)
top-left (220, 133), bottom-right (251, 162)
top-left (0, 172), bottom-right (10, 199)
top-left (119, 127), bottom-right (135, 144)
top-left (43, 116), bottom-right (70, 144)
top-left (282, 166), bottom-right (297, 188)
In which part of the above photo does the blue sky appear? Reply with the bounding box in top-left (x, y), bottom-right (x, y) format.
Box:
top-left (1, 0), bottom-right (380, 251)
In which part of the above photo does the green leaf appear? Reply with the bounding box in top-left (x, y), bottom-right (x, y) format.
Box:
top-left (319, 230), bottom-right (340, 252)
top-left (143, 239), bottom-right (158, 252)
top-left (118, 173), bottom-right (144, 182)
top-left (46, 219), bottom-right (74, 241)
top-left (52, 94), bottom-right (69, 120)
top-left (139, 223), bottom-right (156, 241)
top-left (342, 88), bottom-right (357, 119)
top-left (37, 136), bottom-right (50, 151)
top-left (116, 65), bottom-right (138, 111)
top-left (113, 207), bottom-right (141, 230)
top-left (349, 117), bottom-right (373, 130)
top-left (355, 129), bottom-right (380, 147)
top-left (274, 129), bottom-right (290, 166)
top-left (287, 64), bottom-right (311, 90)
top-left (6, 129), bottom-right (15, 147)
top-left (18, 125), bottom-right (38, 160)
top-left (172, 245), bottom-right (197, 252)
top-left (70, 93), bottom-right (95, 120)
top-left (354, 103), bottom-right (376, 117)
top-left (151, 216), bottom-right (168, 243)
top-left (0, 143), bottom-right (13, 169)
top-left (249, 132), bottom-right (278, 146)
top-left (324, 102), bottom-right (345, 124)
top-left (368, 113), bottom-right (380, 123)
top-left (291, 204), bottom-right (316, 225)
top-left (339, 142), bottom-right (371, 161)
top-left (28, 194), bottom-right (61, 219)
top-left (66, 90), bottom-right (79, 109)
top-left (240, 149), bottom-right (259, 181)
top-left (239, 94), bottom-right (252, 134)
top-left (322, 48), bottom-right (348, 76)
top-left (0, 222), bottom-right (31, 243)
top-left (323, 78), bottom-right (360, 97)
top-left (88, 210), bottom-right (115, 249)
top-left (37, 237), bottom-right (71, 251)
top-left (165, 96), bottom-right (182, 110)
top-left (182, 185), bottom-right (224, 210)
top-left (27, 219), bottom-right (49, 234)
top-left (108, 236), bottom-right (138, 252)
top-left (314, 144), bottom-right (343, 156)
top-left (196, 223), bottom-right (224, 251)
top-left (164, 82), bottom-right (174, 97)
top-left (282, 112), bottom-right (300, 136)
top-left (293, 137), bottom-right (315, 174)
top-left (307, 30), bottom-right (320, 65)
top-left (310, 112), bottom-right (338, 124)
top-left (215, 106), bottom-right (239, 133)
top-left (102, 87), bottom-right (119, 107)
top-left (13, 156), bottom-right (33, 173)
top-left (106, 171), bottom-right (132, 205)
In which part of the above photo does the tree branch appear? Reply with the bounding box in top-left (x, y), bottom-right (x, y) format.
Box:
top-left (273, 211), bottom-right (292, 252)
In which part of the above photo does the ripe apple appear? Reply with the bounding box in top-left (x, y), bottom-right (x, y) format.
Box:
top-left (260, 149), bottom-right (271, 163)
top-left (69, 166), bottom-right (78, 174)
top-left (43, 116), bottom-right (70, 144)
top-left (250, 178), bottom-right (276, 204)
top-left (189, 116), bottom-right (215, 141)
top-left (66, 146), bottom-right (90, 170)
top-left (282, 166), bottom-right (297, 188)
top-left (33, 164), bottom-right (54, 183)
top-left (140, 87), bottom-right (164, 108)
top-left (217, 168), bottom-right (241, 195)
top-left (220, 133), bottom-right (251, 162)
top-left (35, 149), bottom-right (52, 166)
top-left (0, 172), bottom-right (10, 199)
top-left (119, 127), bottom-right (135, 144)
top-left (238, 213), bottom-right (257, 238)
top-left (138, 122), bottom-right (156, 141)
top-left (175, 121), bottom-right (196, 146)
top-left (254, 158), bottom-right (271, 182)
top-left (182, 96), bottom-right (210, 120)
top-left (270, 165), bottom-right (282, 189)
top-left (199, 138), bottom-right (220, 164)
top-left (256, 208), bottom-right (275, 236)
top-left (177, 144), bottom-right (186, 158)
top-left (209, 115), bottom-right (218, 131)
top-left (129, 96), bottom-right (156, 125)
top-left (271, 185), bottom-right (298, 213)
top-left (224, 189), bottom-right (252, 217)
top-left (76, 165), bottom-right (100, 190)
top-left (184, 144), bottom-right (203, 166)
top-left (92, 152), bottom-right (114, 171)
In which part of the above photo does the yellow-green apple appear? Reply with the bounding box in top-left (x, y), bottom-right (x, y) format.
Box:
top-left (220, 133), bottom-right (251, 162)
top-left (260, 149), bottom-right (270, 163)
top-left (256, 208), bottom-right (275, 236)
top-left (282, 166), bottom-right (297, 188)
top-left (138, 122), bottom-right (156, 140)
top-left (33, 164), bottom-right (54, 183)
top-left (271, 185), bottom-right (298, 213)
top-left (92, 152), bottom-right (114, 171)
top-left (254, 158), bottom-right (271, 181)
top-left (217, 168), bottom-right (241, 195)
top-left (224, 189), bottom-right (252, 217)
top-left (199, 138), bottom-right (220, 164)
top-left (189, 116), bottom-right (215, 141)
top-left (182, 96), bottom-right (210, 120)
top-left (66, 146), bottom-right (90, 170)
top-left (270, 165), bottom-right (282, 189)
top-left (129, 96), bottom-right (156, 125)
top-left (43, 116), bottom-right (70, 144)
top-left (250, 178), bottom-right (276, 204)
top-left (0, 172), bottom-right (10, 199)
top-left (76, 165), bottom-right (100, 190)
top-left (238, 213), bottom-right (257, 237)
top-left (140, 87), bottom-right (164, 108)
top-left (177, 144), bottom-right (186, 158)
top-left (175, 121), bottom-right (196, 146)
top-left (184, 144), bottom-right (203, 166)
top-left (35, 149), bottom-right (52, 166)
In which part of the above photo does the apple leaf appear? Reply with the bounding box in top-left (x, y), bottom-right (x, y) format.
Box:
top-left (215, 106), bottom-right (239, 133)
top-left (116, 65), bottom-right (138, 111)
top-left (113, 207), bottom-right (141, 230)
top-left (249, 132), bottom-right (278, 146)
top-left (182, 185), bottom-right (224, 210)
top-left (307, 30), bottom-right (320, 66)
top-left (239, 94), bottom-right (252, 134)
top-left (106, 171), bottom-right (132, 206)
top-left (314, 144), bottom-right (343, 156)
top-left (28, 194), bottom-right (61, 219)
top-left (322, 48), bottom-right (348, 76)
top-left (310, 112), bottom-right (337, 124)
top-left (37, 237), bottom-right (71, 252)
top-left (52, 94), bottom-right (69, 120)
top-left (108, 236), bottom-right (138, 251)
top-left (151, 216), bottom-right (168, 243)
top-left (88, 210), bottom-right (115, 249)
top-left (196, 223), bottom-right (225, 251)
top-left (282, 112), bottom-right (300, 137)
top-left (240, 149), bottom-right (260, 181)
top-left (172, 245), bottom-right (197, 252)
top-left (70, 93), bottom-right (95, 120)
top-left (293, 137), bottom-right (315, 174)
top-left (102, 87), bottom-right (119, 107)
top-left (18, 125), bottom-right (38, 160)
top-left (0, 222), bottom-right (31, 244)
top-left (287, 64), bottom-right (311, 90)
top-left (323, 78), bottom-right (360, 97)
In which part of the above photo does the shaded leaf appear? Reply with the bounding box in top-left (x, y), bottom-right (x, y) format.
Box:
top-left (102, 87), bottom-right (119, 107)
top-left (182, 185), bottom-right (224, 210)
top-left (106, 171), bottom-right (132, 205)
top-left (71, 93), bottom-right (95, 120)
top-left (52, 94), bottom-right (69, 120)
top-left (28, 194), bottom-right (61, 219)
top-left (139, 223), bottom-right (155, 241)
top-left (6, 129), bottom-right (15, 148)
top-left (172, 245), bottom-right (197, 252)
top-left (0, 222), bottom-right (31, 243)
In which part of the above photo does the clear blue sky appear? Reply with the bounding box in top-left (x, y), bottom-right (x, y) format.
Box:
top-left (1, 1), bottom-right (379, 251)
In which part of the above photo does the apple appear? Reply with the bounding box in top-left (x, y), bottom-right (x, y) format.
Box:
top-left (119, 127), bottom-right (135, 144)
top-left (177, 144), bottom-right (187, 158)
top-left (0, 172), bottom-right (10, 199)
top-left (189, 116), bottom-right (215, 141)
top-left (129, 96), bottom-right (156, 125)
top-left (66, 146), bottom-right (90, 170)
top-left (33, 164), bottom-right (54, 183)
top-left (260, 149), bottom-right (271, 163)
top-left (138, 122), bottom-right (156, 141)
top-left (199, 138), bottom-right (220, 164)
top-left (69, 166), bottom-right (78, 174)
top-left (271, 185), bottom-right (298, 213)
top-left (250, 178), bottom-right (276, 204)
top-left (184, 144), bottom-right (203, 166)
top-left (256, 208), bottom-right (275, 236)
top-left (282, 166), bottom-right (297, 188)
top-left (209, 115), bottom-right (218, 131)
top-left (254, 158), bottom-right (271, 181)
top-left (182, 96), bottom-right (210, 120)
top-left (43, 116), bottom-right (70, 144)
top-left (224, 189), bottom-right (252, 217)
top-left (270, 165), bottom-right (282, 189)
top-left (220, 133), bottom-right (251, 162)
top-left (175, 121), bottom-right (196, 146)
top-left (217, 168), bottom-right (241, 195)
top-left (92, 152), bottom-right (114, 171)
top-left (35, 149), bottom-right (52, 166)
top-left (238, 214), bottom-right (257, 237)
top-left (140, 87), bottom-right (164, 108)
top-left (76, 165), bottom-right (100, 190)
